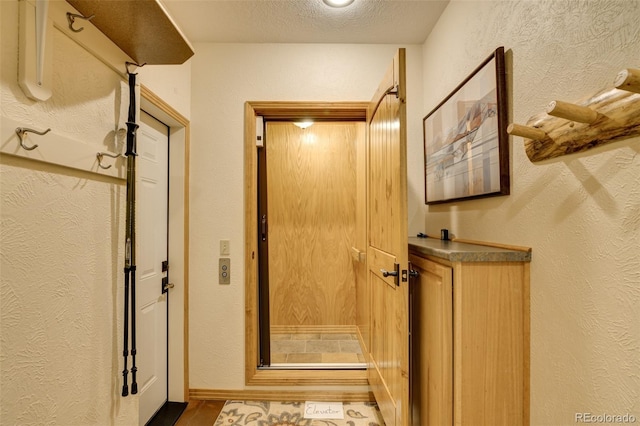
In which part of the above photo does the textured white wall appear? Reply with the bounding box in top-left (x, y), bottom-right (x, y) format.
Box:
top-left (418, 1), bottom-right (640, 424)
top-left (189, 43), bottom-right (423, 389)
top-left (0, 1), bottom-right (182, 424)
top-left (139, 62), bottom-right (192, 120)
top-left (0, 158), bottom-right (135, 426)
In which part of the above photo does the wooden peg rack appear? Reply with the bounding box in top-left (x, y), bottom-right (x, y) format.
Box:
top-left (508, 68), bottom-right (640, 162)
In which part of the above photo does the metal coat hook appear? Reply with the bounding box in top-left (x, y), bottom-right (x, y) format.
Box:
top-left (15, 127), bottom-right (51, 151)
top-left (67, 12), bottom-right (95, 33)
top-left (125, 61), bottom-right (146, 75)
top-left (97, 152), bottom-right (122, 170)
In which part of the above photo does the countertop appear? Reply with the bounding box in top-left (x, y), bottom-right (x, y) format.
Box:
top-left (408, 236), bottom-right (532, 262)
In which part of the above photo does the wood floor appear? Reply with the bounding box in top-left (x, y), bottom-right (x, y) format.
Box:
top-left (175, 400), bottom-right (225, 426)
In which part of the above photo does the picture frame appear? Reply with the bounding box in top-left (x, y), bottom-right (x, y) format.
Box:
top-left (423, 46), bottom-right (509, 204)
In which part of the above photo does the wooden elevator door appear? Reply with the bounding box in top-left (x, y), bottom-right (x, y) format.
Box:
top-left (265, 121), bottom-right (364, 329)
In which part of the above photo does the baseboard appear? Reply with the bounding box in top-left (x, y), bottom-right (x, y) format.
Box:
top-left (189, 388), bottom-right (375, 402)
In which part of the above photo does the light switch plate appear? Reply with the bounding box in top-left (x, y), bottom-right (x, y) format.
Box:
top-left (219, 257), bottom-right (230, 284)
top-left (220, 240), bottom-right (230, 256)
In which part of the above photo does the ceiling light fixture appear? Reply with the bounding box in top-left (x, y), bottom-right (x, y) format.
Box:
top-left (322, 0), bottom-right (355, 8)
top-left (293, 121), bottom-right (314, 129)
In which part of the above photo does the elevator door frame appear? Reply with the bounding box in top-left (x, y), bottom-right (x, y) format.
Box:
top-left (258, 119), bottom-right (365, 370)
top-left (244, 102), bottom-right (369, 387)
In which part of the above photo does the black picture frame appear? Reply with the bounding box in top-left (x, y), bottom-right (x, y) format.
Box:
top-left (423, 46), bottom-right (509, 204)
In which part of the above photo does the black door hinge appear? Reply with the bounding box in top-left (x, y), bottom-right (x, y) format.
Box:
top-left (408, 261), bottom-right (420, 280)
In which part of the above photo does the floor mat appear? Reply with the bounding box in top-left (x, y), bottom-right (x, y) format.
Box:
top-left (213, 400), bottom-right (384, 425)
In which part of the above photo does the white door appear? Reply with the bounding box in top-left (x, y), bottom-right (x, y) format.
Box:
top-left (137, 111), bottom-right (169, 425)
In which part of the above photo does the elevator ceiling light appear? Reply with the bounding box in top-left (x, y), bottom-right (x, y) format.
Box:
top-left (322, 0), bottom-right (355, 8)
top-left (293, 121), bottom-right (314, 129)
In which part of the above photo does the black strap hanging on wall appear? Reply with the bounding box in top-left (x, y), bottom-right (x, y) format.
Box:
top-left (122, 62), bottom-right (143, 397)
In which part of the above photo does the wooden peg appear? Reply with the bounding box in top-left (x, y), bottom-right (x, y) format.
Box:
top-left (507, 123), bottom-right (547, 140)
top-left (614, 68), bottom-right (640, 94)
top-left (546, 100), bottom-right (599, 124)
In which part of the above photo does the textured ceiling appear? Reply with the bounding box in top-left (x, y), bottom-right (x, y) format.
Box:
top-left (161, 0), bottom-right (450, 44)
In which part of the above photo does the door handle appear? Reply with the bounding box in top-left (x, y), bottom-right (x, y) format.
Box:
top-left (162, 277), bottom-right (174, 293)
top-left (380, 263), bottom-right (401, 286)
top-left (380, 268), bottom-right (398, 277)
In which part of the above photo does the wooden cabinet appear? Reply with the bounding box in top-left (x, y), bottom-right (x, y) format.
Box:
top-left (410, 256), bottom-right (453, 426)
top-left (409, 238), bottom-right (530, 426)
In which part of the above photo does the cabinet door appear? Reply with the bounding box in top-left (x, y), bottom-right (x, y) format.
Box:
top-left (409, 254), bottom-right (453, 426)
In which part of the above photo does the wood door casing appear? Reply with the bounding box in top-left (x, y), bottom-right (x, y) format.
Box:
top-left (354, 123), bottom-right (369, 353)
top-left (266, 121), bottom-right (364, 327)
top-left (244, 102), bottom-right (370, 387)
top-left (367, 49), bottom-right (409, 426)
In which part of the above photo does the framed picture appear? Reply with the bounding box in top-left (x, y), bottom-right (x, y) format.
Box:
top-left (423, 46), bottom-right (509, 204)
